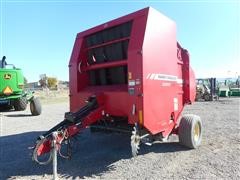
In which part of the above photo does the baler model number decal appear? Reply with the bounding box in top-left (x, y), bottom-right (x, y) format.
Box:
top-left (4, 73), bottom-right (12, 80)
top-left (146, 73), bottom-right (183, 84)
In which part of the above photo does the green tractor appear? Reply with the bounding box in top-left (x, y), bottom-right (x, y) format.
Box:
top-left (0, 56), bottom-right (42, 115)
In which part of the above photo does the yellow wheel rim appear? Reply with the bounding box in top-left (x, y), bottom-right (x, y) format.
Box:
top-left (193, 122), bottom-right (200, 142)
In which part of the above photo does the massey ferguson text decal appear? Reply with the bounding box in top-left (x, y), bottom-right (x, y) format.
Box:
top-left (146, 73), bottom-right (183, 84)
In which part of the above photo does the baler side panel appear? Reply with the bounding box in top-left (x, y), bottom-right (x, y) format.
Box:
top-left (142, 8), bottom-right (181, 135)
top-left (189, 67), bottom-right (196, 102)
top-left (69, 38), bottom-right (86, 112)
top-left (182, 49), bottom-right (196, 104)
top-left (127, 15), bottom-right (148, 124)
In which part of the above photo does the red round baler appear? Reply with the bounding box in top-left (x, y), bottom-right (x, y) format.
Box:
top-left (33, 7), bottom-right (202, 164)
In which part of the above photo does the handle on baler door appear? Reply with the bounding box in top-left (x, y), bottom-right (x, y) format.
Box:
top-left (132, 104), bottom-right (136, 115)
top-left (78, 60), bottom-right (82, 73)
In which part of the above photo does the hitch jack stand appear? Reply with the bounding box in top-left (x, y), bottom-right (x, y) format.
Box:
top-left (52, 132), bottom-right (58, 180)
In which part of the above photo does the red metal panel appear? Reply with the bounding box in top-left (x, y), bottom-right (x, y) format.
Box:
top-left (142, 8), bottom-right (181, 135)
top-left (69, 38), bottom-right (83, 112)
top-left (76, 8), bottom-right (148, 39)
top-left (189, 67), bottom-right (196, 102)
top-left (68, 7), bottom-right (196, 136)
top-left (72, 90), bottom-right (129, 116)
top-left (68, 8), bottom-right (149, 115)
top-left (126, 12), bottom-right (148, 124)
top-left (83, 60), bottom-right (127, 71)
top-left (84, 37), bottom-right (130, 51)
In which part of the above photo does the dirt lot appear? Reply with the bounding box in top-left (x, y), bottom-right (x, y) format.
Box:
top-left (0, 97), bottom-right (239, 179)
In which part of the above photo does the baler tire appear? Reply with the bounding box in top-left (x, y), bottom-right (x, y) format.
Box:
top-left (13, 97), bottom-right (27, 111)
top-left (179, 114), bottom-right (202, 149)
top-left (30, 97), bottom-right (42, 116)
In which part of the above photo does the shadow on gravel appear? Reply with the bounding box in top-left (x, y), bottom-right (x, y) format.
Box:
top-left (0, 131), bottom-right (50, 180)
top-left (0, 131), bottom-right (189, 179)
top-left (0, 107), bottom-right (14, 112)
top-left (140, 141), bottom-right (189, 155)
top-left (218, 98), bottom-right (236, 104)
top-left (4, 114), bottom-right (33, 117)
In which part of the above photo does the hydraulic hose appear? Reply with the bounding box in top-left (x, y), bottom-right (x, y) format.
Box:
top-left (32, 137), bottom-right (53, 165)
top-left (32, 96), bottom-right (100, 165)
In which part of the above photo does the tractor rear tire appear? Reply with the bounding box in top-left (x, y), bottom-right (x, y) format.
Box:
top-left (179, 114), bottom-right (202, 149)
top-left (30, 97), bottom-right (42, 116)
top-left (13, 97), bottom-right (27, 111)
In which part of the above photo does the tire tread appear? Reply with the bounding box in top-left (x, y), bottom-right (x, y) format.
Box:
top-left (179, 114), bottom-right (202, 148)
top-left (14, 97), bottom-right (27, 111)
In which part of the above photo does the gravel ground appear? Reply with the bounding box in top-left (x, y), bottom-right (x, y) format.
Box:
top-left (0, 97), bottom-right (239, 179)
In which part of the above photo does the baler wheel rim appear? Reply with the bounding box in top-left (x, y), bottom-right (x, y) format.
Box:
top-left (131, 127), bottom-right (140, 157)
top-left (193, 122), bottom-right (200, 142)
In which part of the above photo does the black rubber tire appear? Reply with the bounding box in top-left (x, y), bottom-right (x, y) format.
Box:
top-left (203, 94), bottom-right (210, 101)
top-left (30, 97), bottom-right (42, 116)
top-left (13, 97), bottom-right (27, 111)
top-left (179, 114), bottom-right (202, 149)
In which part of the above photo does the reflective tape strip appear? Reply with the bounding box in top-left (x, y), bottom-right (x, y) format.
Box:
top-left (139, 110), bottom-right (143, 125)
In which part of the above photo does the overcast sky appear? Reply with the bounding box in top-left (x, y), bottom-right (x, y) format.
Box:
top-left (1, 0), bottom-right (239, 82)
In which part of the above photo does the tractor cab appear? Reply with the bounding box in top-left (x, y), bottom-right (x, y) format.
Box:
top-left (0, 56), bottom-right (7, 68)
top-left (0, 56), bottom-right (16, 69)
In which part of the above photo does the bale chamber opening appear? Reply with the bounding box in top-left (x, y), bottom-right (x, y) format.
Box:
top-left (84, 21), bottom-right (133, 86)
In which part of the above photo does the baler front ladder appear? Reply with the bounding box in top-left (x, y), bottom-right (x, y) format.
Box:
top-left (32, 95), bottom-right (104, 165)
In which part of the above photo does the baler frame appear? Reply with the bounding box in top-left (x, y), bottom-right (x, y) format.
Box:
top-left (32, 7), bottom-right (202, 165)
